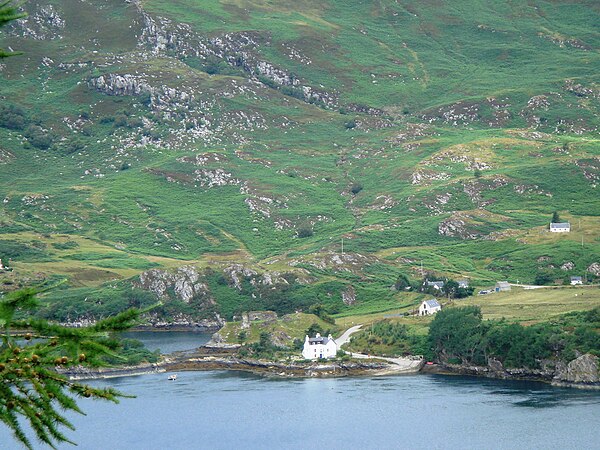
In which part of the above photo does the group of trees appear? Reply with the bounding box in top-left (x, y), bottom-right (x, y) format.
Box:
top-left (394, 273), bottom-right (474, 299)
top-left (428, 306), bottom-right (600, 368)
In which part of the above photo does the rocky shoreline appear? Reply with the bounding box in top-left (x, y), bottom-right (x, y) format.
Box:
top-left (62, 347), bottom-right (600, 390)
top-left (62, 347), bottom-right (423, 380)
top-left (421, 353), bottom-right (600, 390)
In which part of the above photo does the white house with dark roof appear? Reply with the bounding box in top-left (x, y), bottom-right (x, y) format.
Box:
top-left (457, 279), bottom-right (469, 289)
top-left (302, 333), bottom-right (337, 360)
top-left (550, 222), bottom-right (570, 233)
top-left (570, 276), bottom-right (583, 285)
top-left (419, 299), bottom-right (441, 316)
top-left (426, 280), bottom-right (445, 291)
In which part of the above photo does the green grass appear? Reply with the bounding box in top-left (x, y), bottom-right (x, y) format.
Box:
top-left (0, 0), bottom-right (599, 323)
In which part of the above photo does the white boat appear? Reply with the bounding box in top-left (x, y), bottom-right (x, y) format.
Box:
top-left (167, 374), bottom-right (177, 381)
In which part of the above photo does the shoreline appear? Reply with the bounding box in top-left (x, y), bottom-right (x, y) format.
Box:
top-left (63, 347), bottom-right (424, 380)
top-left (63, 355), bottom-right (600, 390)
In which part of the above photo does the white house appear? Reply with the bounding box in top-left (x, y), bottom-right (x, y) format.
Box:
top-left (302, 333), bottom-right (337, 360)
top-left (419, 299), bottom-right (441, 316)
top-left (570, 276), bottom-right (583, 285)
top-left (550, 222), bottom-right (570, 233)
top-left (495, 281), bottom-right (511, 292)
top-left (457, 279), bottom-right (469, 289)
top-left (426, 281), bottom-right (445, 291)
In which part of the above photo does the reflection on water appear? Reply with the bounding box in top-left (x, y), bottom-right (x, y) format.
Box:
top-left (121, 330), bottom-right (211, 354)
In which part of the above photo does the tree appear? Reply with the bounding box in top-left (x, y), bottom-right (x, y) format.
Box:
top-left (1, 286), bottom-right (146, 449)
top-left (0, 0), bottom-right (27, 59)
top-left (551, 211), bottom-right (560, 223)
top-left (394, 273), bottom-right (411, 291)
top-left (428, 306), bottom-right (487, 365)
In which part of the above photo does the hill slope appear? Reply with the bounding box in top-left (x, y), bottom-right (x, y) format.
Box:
top-left (0, 0), bottom-right (599, 322)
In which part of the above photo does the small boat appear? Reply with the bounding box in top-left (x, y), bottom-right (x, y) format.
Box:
top-left (167, 374), bottom-right (177, 381)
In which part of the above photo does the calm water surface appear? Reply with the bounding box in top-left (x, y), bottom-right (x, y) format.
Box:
top-left (2, 333), bottom-right (599, 450)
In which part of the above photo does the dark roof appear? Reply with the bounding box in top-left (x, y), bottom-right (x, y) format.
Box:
top-left (424, 299), bottom-right (441, 308)
top-left (308, 335), bottom-right (334, 345)
top-left (571, 276), bottom-right (582, 280)
top-left (427, 281), bottom-right (445, 287)
top-left (550, 222), bottom-right (570, 228)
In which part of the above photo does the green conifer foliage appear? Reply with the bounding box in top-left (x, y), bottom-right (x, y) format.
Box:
top-left (1, 286), bottom-right (145, 449)
top-left (0, 1), bottom-right (27, 58)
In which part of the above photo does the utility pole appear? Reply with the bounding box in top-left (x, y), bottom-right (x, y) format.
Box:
top-left (341, 237), bottom-right (344, 255)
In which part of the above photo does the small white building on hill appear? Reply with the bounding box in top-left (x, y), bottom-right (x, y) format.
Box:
top-left (495, 281), bottom-right (511, 292)
top-left (426, 281), bottom-right (445, 291)
top-left (302, 333), bottom-right (337, 360)
top-left (570, 276), bottom-right (583, 285)
top-left (550, 222), bottom-right (570, 233)
top-left (419, 299), bottom-right (441, 316)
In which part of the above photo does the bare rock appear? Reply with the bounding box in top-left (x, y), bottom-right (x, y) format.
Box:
top-left (554, 354), bottom-right (600, 384)
top-left (587, 263), bottom-right (600, 277)
top-left (342, 286), bottom-right (357, 306)
top-left (561, 261), bottom-right (575, 271)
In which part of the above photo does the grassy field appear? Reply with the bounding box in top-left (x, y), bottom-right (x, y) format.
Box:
top-left (459, 286), bottom-right (600, 322)
top-left (0, 0), bottom-right (599, 322)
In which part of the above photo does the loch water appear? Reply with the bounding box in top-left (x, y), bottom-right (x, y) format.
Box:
top-left (2, 333), bottom-right (600, 450)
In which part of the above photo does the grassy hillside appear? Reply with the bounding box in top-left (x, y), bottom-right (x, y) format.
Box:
top-left (0, 0), bottom-right (599, 322)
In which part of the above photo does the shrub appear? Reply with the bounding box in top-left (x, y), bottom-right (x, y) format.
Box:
top-left (0, 103), bottom-right (28, 130)
top-left (350, 183), bottom-right (363, 195)
top-left (24, 125), bottom-right (53, 150)
top-left (297, 226), bottom-right (313, 238)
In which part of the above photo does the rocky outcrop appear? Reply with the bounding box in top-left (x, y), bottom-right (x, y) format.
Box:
top-left (8, 4), bottom-right (65, 40)
top-left (588, 263), bottom-right (600, 277)
top-left (238, 311), bottom-right (278, 329)
top-left (136, 6), bottom-right (338, 106)
top-left (89, 73), bottom-right (151, 96)
top-left (0, 149), bottom-right (14, 164)
top-left (554, 354), bottom-right (600, 385)
top-left (138, 266), bottom-right (213, 304)
top-left (342, 286), bottom-right (357, 306)
top-left (463, 176), bottom-right (510, 206)
top-left (438, 215), bottom-right (479, 240)
top-left (440, 354), bottom-right (600, 389)
top-left (144, 312), bottom-right (223, 331)
top-left (561, 261), bottom-right (575, 271)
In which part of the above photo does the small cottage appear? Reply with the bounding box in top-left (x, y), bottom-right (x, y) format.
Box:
top-left (426, 281), bottom-right (445, 290)
top-left (457, 279), bottom-right (469, 289)
top-left (495, 281), bottom-right (511, 292)
top-left (550, 222), bottom-right (570, 233)
top-left (419, 299), bottom-right (441, 316)
top-left (302, 333), bottom-right (337, 360)
top-left (570, 276), bottom-right (583, 285)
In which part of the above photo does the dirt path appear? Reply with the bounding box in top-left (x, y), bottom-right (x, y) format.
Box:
top-left (335, 325), bottom-right (423, 373)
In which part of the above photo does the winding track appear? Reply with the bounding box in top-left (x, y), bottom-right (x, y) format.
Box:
top-left (335, 325), bottom-right (423, 372)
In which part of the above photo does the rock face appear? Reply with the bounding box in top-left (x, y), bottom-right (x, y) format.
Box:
top-left (89, 74), bottom-right (151, 96)
top-left (8, 4), bottom-right (65, 40)
top-left (443, 354), bottom-right (600, 389)
top-left (238, 311), bottom-right (278, 328)
top-left (342, 286), bottom-right (357, 306)
top-left (136, 7), bottom-right (338, 107)
top-left (554, 354), bottom-right (600, 384)
top-left (587, 263), bottom-right (600, 277)
top-left (138, 266), bottom-right (212, 304)
top-left (561, 261), bottom-right (575, 271)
